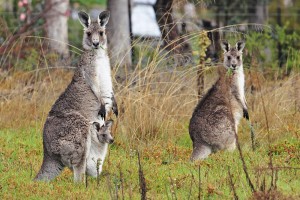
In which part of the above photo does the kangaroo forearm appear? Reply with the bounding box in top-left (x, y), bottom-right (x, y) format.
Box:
top-left (239, 99), bottom-right (249, 120)
top-left (112, 94), bottom-right (118, 117)
top-left (101, 93), bottom-right (118, 117)
top-left (243, 108), bottom-right (249, 120)
top-left (82, 70), bottom-right (101, 101)
top-left (235, 94), bottom-right (248, 114)
top-left (240, 97), bottom-right (249, 120)
top-left (102, 96), bottom-right (112, 110)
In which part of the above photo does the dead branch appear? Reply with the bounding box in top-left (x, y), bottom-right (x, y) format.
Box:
top-left (235, 131), bottom-right (256, 192)
top-left (198, 165), bottom-right (201, 200)
top-left (138, 151), bottom-right (147, 200)
top-left (0, 1), bottom-right (60, 55)
top-left (254, 166), bottom-right (300, 171)
top-left (228, 166), bottom-right (239, 200)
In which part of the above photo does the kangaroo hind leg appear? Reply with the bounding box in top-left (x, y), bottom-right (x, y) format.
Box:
top-left (73, 160), bottom-right (87, 183)
top-left (74, 128), bottom-right (91, 183)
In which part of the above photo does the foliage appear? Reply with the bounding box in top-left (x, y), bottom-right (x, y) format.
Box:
top-left (71, 0), bottom-right (106, 7)
top-left (275, 23), bottom-right (300, 71)
top-left (286, 49), bottom-right (300, 72)
top-left (17, 48), bottom-right (39, 71)
top-left (197, 30), bottom-right (211, 63)
top-left (268, 0), bottom-right (300, 32)
top-left (240, 23), bottom-right (300, 73)
top-left (68, 19), bottom-right (84, 49)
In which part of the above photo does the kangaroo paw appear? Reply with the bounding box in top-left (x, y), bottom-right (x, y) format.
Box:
top-left (243, 108), bottom-right (249, 120)
top-left (98, 103), bottom-right (106, 120)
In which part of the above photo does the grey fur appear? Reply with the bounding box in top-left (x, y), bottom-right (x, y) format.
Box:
top-left (189, 41), bottom-right (247, 161)
top-left (35, 112), bottom-right (91, 182)
top-left (35, 11), bottom-right (116, 182)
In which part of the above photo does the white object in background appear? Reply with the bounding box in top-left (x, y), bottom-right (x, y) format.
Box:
top-left (131, 0), bottom-right (161, 37)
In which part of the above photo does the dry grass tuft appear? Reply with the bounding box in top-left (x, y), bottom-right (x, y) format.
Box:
top-left (1, 59), bottom-right (300, 147)
top-left (246, 71), bottom-right (300, 143)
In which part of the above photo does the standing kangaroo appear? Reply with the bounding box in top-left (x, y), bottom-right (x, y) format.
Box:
top-left (35, 11), bottom-right (117, 181)
top-left (189, 41), bottom-right (248, 161)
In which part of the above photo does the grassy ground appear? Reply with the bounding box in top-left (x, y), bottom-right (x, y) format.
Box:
top-left (0, 64), bottom-right (300, 199)
top-left (0, 123), bottom-right (299, 199)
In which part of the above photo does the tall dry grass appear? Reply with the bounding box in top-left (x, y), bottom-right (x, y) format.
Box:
top-left (0, 34), bottom-right (299, 150)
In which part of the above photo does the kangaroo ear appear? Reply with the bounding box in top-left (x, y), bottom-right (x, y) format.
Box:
top-left (98, 11), bottom-right (110, 27)
top-left (78, 11), bottom-right (90, 28)
top-left (236, 41), bottom-right (245, 52)
top-left (221, 41), bottom-right (230, 52)
top-left (93, 122), bottom-right (101, 132)
top-left (105, 120), bottom-right (114, 130)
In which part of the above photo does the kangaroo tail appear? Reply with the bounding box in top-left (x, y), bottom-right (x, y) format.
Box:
top-left (34, 155), bottom-right (64, 181)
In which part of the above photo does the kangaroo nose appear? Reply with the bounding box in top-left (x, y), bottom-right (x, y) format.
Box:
top-left (109, 139), bottom-right (114, 144)
top-left (232, 64), bottom-right (236, 69)
top-left (93, 42), bottom-right (99, 47)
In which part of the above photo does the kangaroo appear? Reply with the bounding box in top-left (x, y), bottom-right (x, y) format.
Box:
top-left (86, 120), bottom-right (114, 177)
top-left (34, 111), bottom-right (113, 182)
top-left (78, 10), bottom-right (118, 118)
top-left (35, 11), bottom-right (117, 181)
top-left (189, 41), bottom-right (248, 161)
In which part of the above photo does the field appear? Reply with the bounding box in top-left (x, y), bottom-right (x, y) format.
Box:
top-left (1, 0), bottom-right (300, 198)
top-left (0, 41), bottom-right (300, 200)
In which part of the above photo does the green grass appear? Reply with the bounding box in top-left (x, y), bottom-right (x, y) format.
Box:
top-left (1, 125), bottom-right (299, 199)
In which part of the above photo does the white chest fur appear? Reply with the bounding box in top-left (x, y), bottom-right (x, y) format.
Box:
top-left (233, 66), bottom-right (246, 108)
top-left (231, 66), bottom-right (246, 130)
top-left (94, 50), bottom-right (114, 112)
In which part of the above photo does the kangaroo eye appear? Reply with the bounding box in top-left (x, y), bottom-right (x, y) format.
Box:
top-left (99, 31), bottom-right (103, 36)
top-left (87, 32), bottom-right (91, 37)
top-left (237, 56), bottom-right (240, 60)
top-left (227, 56), bottom-right (231, 60)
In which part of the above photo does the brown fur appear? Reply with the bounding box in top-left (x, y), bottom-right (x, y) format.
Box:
top-left (189, 41), bottom-right (247, 160)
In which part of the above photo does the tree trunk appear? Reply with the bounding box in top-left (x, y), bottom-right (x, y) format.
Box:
top-left (107, 0), bottom-right (132, 70)
top-left (276, 0), bottom-right (283, 68)
top-left (248, 0), bottom-right (267, 24)
top-left (44, 0), bottom-right (69, 58)
top-left (154, 0), bottom-right (191, 55)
